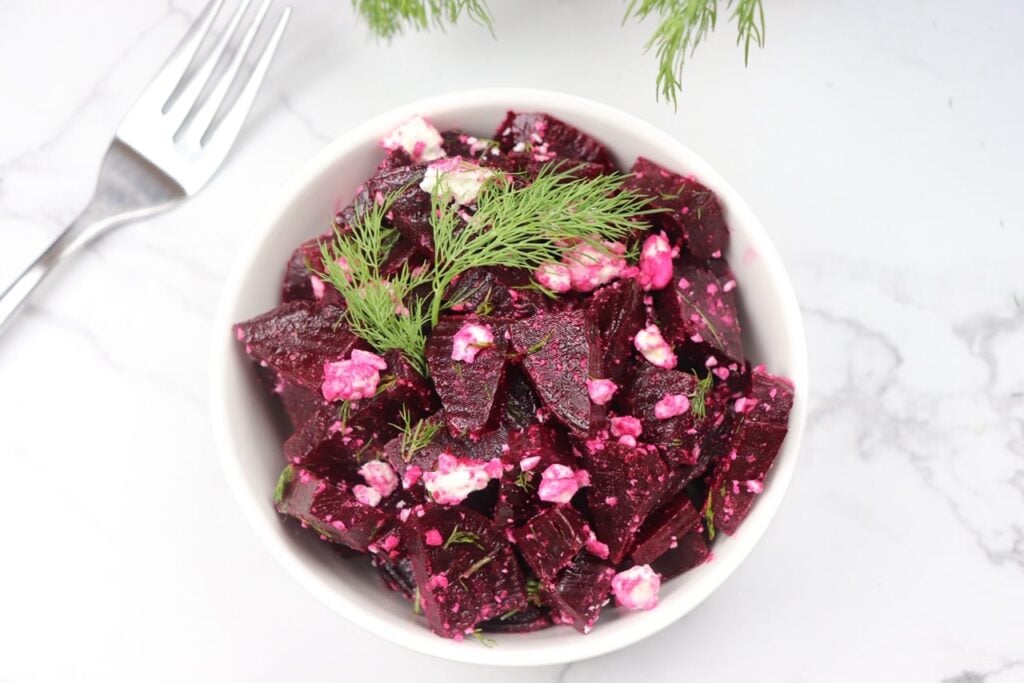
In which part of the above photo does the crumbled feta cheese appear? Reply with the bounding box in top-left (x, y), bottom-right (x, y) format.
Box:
top-left (424, 529), bottom-right (444, 547)
top-left (309, 274), bottom-right (326, 300)
top-left (637, 231), bottom-right (676, 291)
top-left (353, 484), bottom-right (382, 507)
top-left (423, 453), bottom-right (502, 505)
top-left (655, 393), bottom-right (690, 419)
top-left (563, 241), bottom-right (631, 292)
top-left (321, 349), bottom-right (388, 401)
top-left (419, 157), bottom-right (496, 205)
top-left (534, 262), bottom-right (573, 293)
top-left (519, 455), bottom-right (541, 472)
top-left (611, 565), bottom-right (661, 610)
top-left (610, 415), bottom-right (643, 438)
top-left (537, 464), bottom-right (590, 504)
top-left (402, 465), bottom-right (423, 490)
top-left (359, 460), bottom-right (398, 498)
top-left (586, 378), bottom-right (618, 406)
top-left (451, 322), bottom-right (495, 363)
top-left (634, 324), bottom-right (678, 369)
top-left (380, 115), bottom-right (445, 161)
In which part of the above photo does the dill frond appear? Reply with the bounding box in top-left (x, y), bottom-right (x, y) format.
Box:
top-left (352, 0), bottom-right (494, 39)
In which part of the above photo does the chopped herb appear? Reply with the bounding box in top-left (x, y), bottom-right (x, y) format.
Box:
top-left (514, 469), bottom-right (535, 491)
top-left (389, 407), bottom-right (442, 462)
top-left (513, 281), bottom-right (560, 301)
top-left (470, 629), bottom-right (497, 647)
top-left (337, 400), bottom-right (353, 430)
top-left (460, 554), bottom-right (494, 579)
top-left (412, 587), bottom-right (422, 615)
top-left (704, 500), bottom-right (716, 540)
top-left (351, 0), bottom-right (495, 40)
top-left (452, 361), bottom-right (464, 377)
top-left (443, 525), bottom-right (484, 550)
top-left (273, 465), bottom-right (294, 506)
top-left (375, 373), bottom-right (398, 395)
top-left (475, 287), bottom-right (494, 316)
top-left (525, 578), bottom-right (543, 606)
top-left (525, 331), bottom-right (553, 355)
top-left (689, 370), bottom-right (714, 418)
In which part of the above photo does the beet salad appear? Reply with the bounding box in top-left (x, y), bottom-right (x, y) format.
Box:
top-left (234, 111), bottom-right (795, 641)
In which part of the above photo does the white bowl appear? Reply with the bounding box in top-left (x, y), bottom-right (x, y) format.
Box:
top-left (210, 88), bottom-right (808, 666)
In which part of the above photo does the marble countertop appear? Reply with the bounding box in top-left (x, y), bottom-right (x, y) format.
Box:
top-left (2, 1), bottom-right (1022, 681)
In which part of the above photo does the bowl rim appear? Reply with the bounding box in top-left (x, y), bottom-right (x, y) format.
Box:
top-left (210, 87), bottom-right (809, 667)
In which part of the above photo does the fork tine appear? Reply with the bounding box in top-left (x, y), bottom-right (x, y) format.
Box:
top-left (182, 0), bottom-right (273, 149)
top-left (199, 7), bottom-right (290, 164)
top-left (164, 0), bottom-right (254, 134)
top-left (130, 0), bottom-right (226, 115)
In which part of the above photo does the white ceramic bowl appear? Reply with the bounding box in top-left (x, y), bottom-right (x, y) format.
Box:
top-left (210, 88), bottom-right (808, 666)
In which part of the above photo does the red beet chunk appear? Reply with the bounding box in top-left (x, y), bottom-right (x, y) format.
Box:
top-left (445, 267), bottom-right (545, 319)
top-left (656, 257), bottom-right (744, 367)
top-left (630, 492), bottom-right (701, 565)
top-left (623, 365), bottom-right (708, 467)
top-left (376, 147), bottom-right (415, 171)
top-left (582, 440), bottom-right (669, 563)
top-left (495, 425), bottom-right (572, 527)
top-left (281, 236), bottom-right (327, 303)
top-left (275, 466), bottom-right (389, 552)
top-left (478, 604), bottom-right (552, 633)
top-left (426, 317), bottom-right (509, 437)
top-left (234, 302), bottom-right (362, 392)
top-left (372, 555), bottom-right (416, 598)
top-left (276, 381), bottom-right (323, 429)
top-left (495, 111), bottom-right (614, 168)
top-left (500, 367), bottom-right (541, 432)
top-left (403, 505), bottom-right (526, 638)
top-left (587, 279), bottom-right (645, 385)
top-left (623, 157), bottom-right (729, 260)
top-left (513, 506), bottom-right (588, 582)
top-left (509, 308), bottom-right (599, 435)
top-left (361, 164), bottom-right (434, 257)
top-left (651, 529), bottom-right (711, 580)
top-left (380, 235), bottom-right (427, 280)
top-left (541, 554), bottom-right (615, 634)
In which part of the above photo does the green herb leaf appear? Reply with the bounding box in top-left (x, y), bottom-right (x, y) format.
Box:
top-left (690, 370), bottom-right (714, 418)
top-left (443, 525), bottom-right (484, 550)
top-left (273, 465), bottom-right (295, 506)
top-left (470, 629), bottom-right (497, 647)
top-left (460, 554), bottom-right (494, 579)
top-left (525, 578), bottom-right (543, 606)
top-left (352, 0), bottom-right (495, 39)
top-left (704, 500), bottom-right (716, 540)
top-left (514, 469), bottom-right (535, 491)
top-left (498, 608), bottom-right (520, 621)
top-left (412, 587), bottom-right (422, 615)
top-left (389, 408), bottom-right (442, 463)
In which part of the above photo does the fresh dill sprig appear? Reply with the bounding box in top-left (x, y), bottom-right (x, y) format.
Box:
top-left (470, 629), bottom-right (497, 647)
top-left (514, 469), bottom-right (535, 491)
top-left (704, 500), bottom-right (716, 540)
top-left (525, 578), bottom-right (542, 606)
top-left (690, 370), bottom-right (714, 418)
top-left (351, 0), bottom-right (494, 39)
top-left (498, 609), bottom-right (520, 621)
top-left (427, 165), bottom-right (650, 325)
top-left (319, 193), bottom-right (432, 373)
top-left (460, 554), bottom-right (494, 579)
top-left (273, 465), bottom-right (294, 506)
top-left (443, 525), bottom-right (483, 550)
top-left (389, 408), bottom-right (442, 462)
top-left (623, 0), bottom-right (766, 108)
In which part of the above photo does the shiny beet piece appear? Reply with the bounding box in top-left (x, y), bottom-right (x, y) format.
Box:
top-left (281, 235), bottom-right (337, 304)
top-left (360, 164), bottom-right (434, 257)
top-left (541, 554), bottom-right (616, 634)
top-left (587, 279), bottom-right (645, 385)
top-left (403, 505), bottom-right (526, 638)
top-left (426, 316), bottom-right (509, 437)
top-left (651, 529), bottom-right (711, 580)
top-left (703, 367), bottom-right (794, 536)
top-left (630, 492), bottom-right (701, 565)
top-left (478, 604), bottom-right (552, 633)
top-left (509, 309), bottom-right (599, 435)
top-left (372, 555), bottom-right (417, 598)
top-left (501, 367), bottom-right (541, 432)
top-left (234, 302), bottom-right (362, 392)
top-left (623, 157), bottom-right (729, 260)
top-left (275, 466), bottom-right (389, 552)
top-left (582, 440), bottom-right (670, 563)
top-left (513, 506), bottom-right (588, 582)
top-left (494, 425), bottom-right (572, 527)
top-left (495, 111), bottom-right (614, 168)
top-left (623, 365), bottom-right (705, 467)
top-left (445, 267), bottom-right (544, 319)
top-left (376, 147), bottom-right (415, 171)
top-left (656, 257), bottom-right (744, 367)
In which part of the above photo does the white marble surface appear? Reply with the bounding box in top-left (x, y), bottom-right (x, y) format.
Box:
top-left (2, 0), bottom-right (1022, 681)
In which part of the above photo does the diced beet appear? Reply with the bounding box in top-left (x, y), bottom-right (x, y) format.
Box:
top-left (541, 554), bottom-right (615, 634)
top-left (656, 257), bottom-right (744, 368)
top-left (275, 466), bottom-right (389, 552)
top-left (281, 235), bottom-right (333, 304)
top-left (380, 235), bottom-right (427, 280)
top-left (500, 367), bottom-right (541, 432)
top-left (495, 111), bottom-right (614, 168)
top-left (623, 157), bottom-right (729, 260)
top-left (276, 381), bottom-right (324, 429)
top-left (630, 492), bottom-right (701, 565)
top-left (494, 425), bottom-right (572, 527)
top-left (376, 147), bottom-right (415, 171)
top-left (402, 505), bottom-right (526, 638)
top-left (426, 316), bottom-right (509, 436)
top-left (509, 308), bottom-right (600, 435)
top-left (282, 404), bottom-right (360, 482)
top-left (586, 279), bottom-right (645, 386)
top-left (372, 555), bottom-right (417, 598)
top-left (234, 302), bottom-right (362, 392)
top-left (651, 529), bottom-right (711, 580)
top-left (582, 440), bottom-right (669, 563)
top-left (361, 164), bottom-right (434, 257)
top-left (513, 506), bottom-right (588, 582)
top-left (703, 367), bottom-right (794, 536)
top-left (623, 365), bottom-right (703, 467)
top-left (478, 604), bottom-right (552, 633)
top-left (445, 267), bottom-right (544, 319)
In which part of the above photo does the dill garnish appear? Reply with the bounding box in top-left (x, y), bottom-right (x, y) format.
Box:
top-left (690, 370), bottom-right (714, 418)
top-left (443, 525), bottom-right (483, 550)
top-left (389, 407), bottom-right (442, 462)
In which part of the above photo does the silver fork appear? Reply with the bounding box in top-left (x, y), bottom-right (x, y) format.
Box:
top-left (0, 0), bottom-right (291, 333)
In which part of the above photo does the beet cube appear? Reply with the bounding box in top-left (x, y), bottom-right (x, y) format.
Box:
top-left (426, 316), bottom-right (509, 437)
top-left (495, 111), bottom-right (614, 168)
top-left (623, 365), bottom-right (704, 467)
top-left (510, 308), bottom-right (600, 435)
top-left (478, 604), bottom-right (552, 633)
top-left (501, 367), bottom-right (541, 432)
top-left (651, 529), bottom-right (711, 580)
top-left (403, 505), bottom-right (526, 638)
top-left (541, 554), bottom-right (615, 634)
top-left (281, 236), bottom-right (328, 304)
top-left (495, 425), bottom-right (572, 527)
top-left (275, 466), bottom-right (389, 552)
top-left (234, 302), bottom-right (362, 392)
top-left (582, 440), bottom-right (669, 563)
top-left (512, 506), bottom-right (588, 582)
top-left (372, 555), bottom-right (417, 598)
top-left (655, 257), bottom-right (744, 367)
top-left (630, 492), bottom-right (701, 565)
top-left (360, 164), bottom-right (434, 257)
top-left (586, 279), bottom-right (646, 385)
